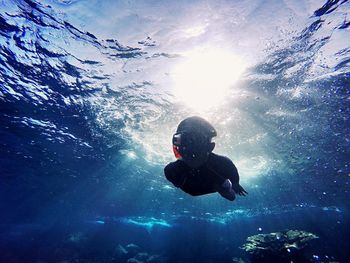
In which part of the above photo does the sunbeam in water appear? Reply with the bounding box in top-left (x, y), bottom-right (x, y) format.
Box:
top-left (171, 48), bottom-right (247, 111)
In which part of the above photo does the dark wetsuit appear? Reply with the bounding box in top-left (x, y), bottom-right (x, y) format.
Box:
top-left (164, 153), bottom-right (239, 196)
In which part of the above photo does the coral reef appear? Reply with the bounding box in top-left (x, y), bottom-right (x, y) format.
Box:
top-left (241, 230), bottom-right (318, 263)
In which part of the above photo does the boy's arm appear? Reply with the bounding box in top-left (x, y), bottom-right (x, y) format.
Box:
top-left (164, 161), bottom-right (186, 188)
top-left (217, 179), bottom-right (236, 201)
top-left (217, 178), bottom-right (248, 201)
top-left (223, 159), bottom-right (248, 196)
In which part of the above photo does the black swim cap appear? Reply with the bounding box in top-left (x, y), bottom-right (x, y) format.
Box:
top-left (176, 116), bottom-right (217, 137)
top-left (173, 116), bottom-right (217, 168)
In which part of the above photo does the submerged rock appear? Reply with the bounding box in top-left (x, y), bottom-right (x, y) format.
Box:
top-left (115, 244), bottom-right (128, 257)
top-left (126, 243), bottom-right (141, 255)
top-left (114, 243), bottom-right (165, 263)
top-left (135, 252), bottom-right (150, 261)
top-left (128, 252), bottom-right (164, 263)
top-left (242, 230), bottom-right (318, 262)
top-left (232, 257), bottom-right (247, 263)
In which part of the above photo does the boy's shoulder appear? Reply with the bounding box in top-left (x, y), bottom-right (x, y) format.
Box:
top-left (164, 159), bottom-right (188, 172)
top-left (210, 152), bottom-right (234, 165)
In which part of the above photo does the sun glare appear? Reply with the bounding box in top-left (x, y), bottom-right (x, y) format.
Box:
top-left (171, 48), bottom-right (246, 111)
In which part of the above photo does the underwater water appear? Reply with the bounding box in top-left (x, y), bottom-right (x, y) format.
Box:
top-left (0, 0), bottom-right (350, 262)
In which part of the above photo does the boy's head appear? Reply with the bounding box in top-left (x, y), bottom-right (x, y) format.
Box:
top-left (172, 116), bottom-right (217, 168)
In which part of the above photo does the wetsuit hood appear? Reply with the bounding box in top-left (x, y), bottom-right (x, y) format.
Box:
top-left (172, 116), bottom-right (217, 168)
top-left (176, 116), bottom-right (217, 137)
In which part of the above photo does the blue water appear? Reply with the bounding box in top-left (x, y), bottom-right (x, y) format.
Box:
top-left (0, 0), bottom-right (350, 262)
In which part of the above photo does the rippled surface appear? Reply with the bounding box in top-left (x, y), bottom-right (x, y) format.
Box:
top-left (1, 0), bottom-right (350, 262)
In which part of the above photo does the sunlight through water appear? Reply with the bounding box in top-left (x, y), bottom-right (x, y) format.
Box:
top-left (171, 48), bottom-right (247, 111)
top-left (1, 0), bottom-right (350, 261)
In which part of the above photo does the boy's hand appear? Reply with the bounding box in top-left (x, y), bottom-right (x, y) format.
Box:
top-left (232, 183), bottom-right (248, 196)
top-left (219, 179), bottom-right (235, 201)
top-left (222, 178), bottom-right (232, 190)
